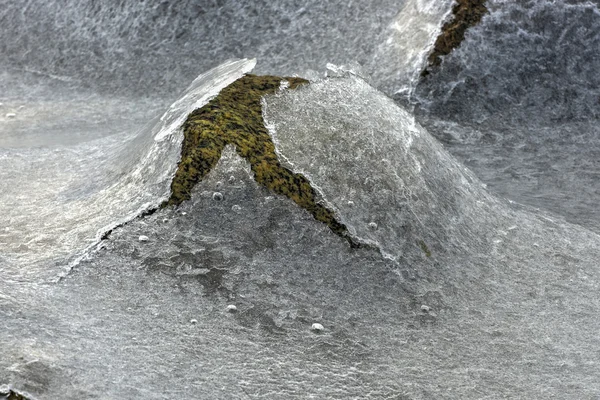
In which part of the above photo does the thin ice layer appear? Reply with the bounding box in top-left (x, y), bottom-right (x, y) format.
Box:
top-left (4, 107), bottom-right (600, 399)
top-left (264, 75), bottom-right (500, 262)
top-left (0, 59), bottom-right (255, 282)
top-left (368, 0), bottom-right (455, 97)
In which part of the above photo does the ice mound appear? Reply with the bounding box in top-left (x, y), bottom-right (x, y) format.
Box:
top-left (4, 67), bottom-right (600, 400)
top-left (265, 75), bottom-right (500, 263)
top-left (0, 59), bottom-right (255, 282)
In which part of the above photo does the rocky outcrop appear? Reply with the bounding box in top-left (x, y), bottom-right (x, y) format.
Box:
top-left (165, 74), bottom-right (359, 246)
top-left (422, 0), bottom-right (488, 77)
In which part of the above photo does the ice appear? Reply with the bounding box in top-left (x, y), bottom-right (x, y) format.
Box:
top-left (3, 80), bottom-right (600, 398)
top-left (265, 75), bottom-right (499, 263)
top-left (2, 0), bottom-right (600, 396)
top-left (0, 0), bottom-right (415, 98)
top-left (412, 0), bottom-right (600, 232)
top-left (368, 0), bottom-right (455, 97)
top-left (0, 59), bottom-right (255, 282)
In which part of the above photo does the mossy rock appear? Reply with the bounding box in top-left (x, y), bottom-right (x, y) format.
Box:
top-left (2, 390), bottom-right (30, 400)
top-left (164, 74), bottom-right (359, 247)
top-left (422, 0), bottom-right (488, 76)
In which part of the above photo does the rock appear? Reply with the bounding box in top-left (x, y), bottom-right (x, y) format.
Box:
top-left (421, 305), bottom-right (431, 313)
top-left (138, 235), bottom-right (149, 242)
top-left (190, 319), bottom-right (198, 324)
top-left (226, 304), bottom-right (237, 313)
top-left (422, 0), bottom-right (489, 76)
top-left (5, 113), bottom-right (16, 118)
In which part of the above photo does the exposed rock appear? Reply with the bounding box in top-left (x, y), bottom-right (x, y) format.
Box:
top-left (422, 0), bottom-right (488, 77)
top-left (164, 74), bottom-right (360, 247)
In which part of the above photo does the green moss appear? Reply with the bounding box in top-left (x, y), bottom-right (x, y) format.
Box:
top-left (418, 239), bottom-right (432, 258)
top-left (422, 0), bottom-right (488, 77)
top-left (164, 74), bottom-right (359, 247)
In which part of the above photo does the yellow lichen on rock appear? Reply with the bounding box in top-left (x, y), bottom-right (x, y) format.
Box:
top-left (164, 74), bottom-right (357, 246)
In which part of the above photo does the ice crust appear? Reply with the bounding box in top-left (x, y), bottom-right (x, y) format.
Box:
top-left (0, 59), bottom-right (255, 282)
top-left (369, 0), bottom-right (455, 97)
top-left (3, 76), bottom-right (600, 399)
top-left (0, 0), bottom-right (456, 99)
top-left (412, 0), bottom-right (600, 232)
top-left (2, 0), bottom-right (600, 395)
top-left (264, 76), bottom-right (498, 263)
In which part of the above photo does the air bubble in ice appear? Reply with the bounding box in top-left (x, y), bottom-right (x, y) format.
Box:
top-left (213, 192), bottom-right (224, 201)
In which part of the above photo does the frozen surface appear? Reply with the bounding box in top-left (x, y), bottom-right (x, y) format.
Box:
top-left (411, 0), bottom-right (600, 232)
top-left (2, 0), bottom-right (600, 398)
top-left (0, 59), bottom-right (255, 282)
top-left (0, 71), bottom-right (160, 148)
top-left (3, 85), bottom-right (600, 398)
top-left (0, 0), bottom-right (451, 98)
top-left (265, 76), bottom-right (499, 263)
top-left (414, 0), bottom-right (600, 125)
top-left (369, 0), bottom-right (454, 97)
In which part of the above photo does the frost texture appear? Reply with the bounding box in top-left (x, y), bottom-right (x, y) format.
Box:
top-left (2, 0), bottom-right (600, 397)
top-left (2, 78), bottom-right (600, 399)
top-left (412, 0), bottom-right (600, 232)
top-left (0, 59), bottom-right (255, 282)
top-left (369, 0), bottom-right (455, 97)
top-left (265, 76), bottom-right (498, 262)
top-left (0, 0), bottom-right (433, 97)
